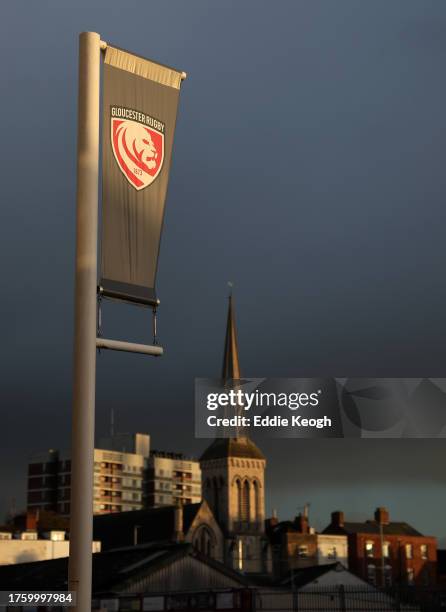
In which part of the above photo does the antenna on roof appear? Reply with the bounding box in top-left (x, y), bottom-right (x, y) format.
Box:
top-left (110, 407), bottom-right (115, 438)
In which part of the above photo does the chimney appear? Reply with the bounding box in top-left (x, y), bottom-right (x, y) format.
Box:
top-left (265, 509), bottom-right (279, 532)
top-left (26, 510), bottom-right (38, 532)
top-left (331, 511), bottom-right (344, 528)
top-left (174, 502), bottom-right (184, 542)
top-left (374, 507), bottom-right (389, 525)
top-left (294, 513), bottom-right (309, 534)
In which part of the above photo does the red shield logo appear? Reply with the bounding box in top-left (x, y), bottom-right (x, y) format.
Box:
top-left (111, 117), bottom-right (164, 190)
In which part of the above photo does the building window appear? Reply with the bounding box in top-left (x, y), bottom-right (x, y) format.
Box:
top-left (212, 477), bottom-right (220, 521)
top-left (236, 479), bottom-right (242, 520)
top-left (241, 480), bottom-right (250, 521)
top-left (382, 541), bottom-right (390, 559)
top-left (367, 564), bottom-right (376, 585)
top-left (365, 541), bottom-right (375, 558)
top-left (193, 527), bottom-right (214, 559)
top-left (297, 545), bottom-right (308, 558)
top-left (405, 544), bottom-right (413, 560)
top-left (406, 568), bottom-right (415, 585)
top-left (384, 565), bottom-right (392, 587)
top-left (237, 539), bottom-right (243, 571)
top-left (420, 544), bottom-right (428, 560)
top-left (253, 480), bottom-right (261, 522)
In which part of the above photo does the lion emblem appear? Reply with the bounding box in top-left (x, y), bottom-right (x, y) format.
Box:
top-left (111, 118), bottom-right (164, 190)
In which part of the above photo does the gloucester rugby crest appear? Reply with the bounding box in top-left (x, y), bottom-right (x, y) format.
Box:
top-left (111, 106), bottom-right (165, 190)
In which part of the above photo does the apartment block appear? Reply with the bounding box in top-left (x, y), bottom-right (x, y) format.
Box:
top-left (145, 451), bottom-right (202, 507)
top-left (27, 434), bottom-right (202, 516)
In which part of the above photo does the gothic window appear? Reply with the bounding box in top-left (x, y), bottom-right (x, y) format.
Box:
top-left (212, 476), bottom-right (220, 521)
top-left (236, 479), bottom-right (242, 520)
top-left (253, 480), bottom-right (260, 521)
top-left (193, 526), bottom-right (214, 559)
top-left (237, 539), bottom-right (243, 570)
top-left (241, 480), bottom-right (250, 521)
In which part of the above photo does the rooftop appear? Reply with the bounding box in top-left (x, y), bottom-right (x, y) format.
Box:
top-left (0, 542), bottom-right (250, 593)
top-left (200, 436), bottom-right (265, 462)
top-left (93, 503), bottom-right (203, 550)
top-left (323, 521), bottom-right (423, 537)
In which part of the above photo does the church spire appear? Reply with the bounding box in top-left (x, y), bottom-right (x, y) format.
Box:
top-left (222, 292), bottom-right (241, 382)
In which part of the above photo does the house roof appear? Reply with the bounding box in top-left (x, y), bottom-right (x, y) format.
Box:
top-left (200, 436), bottom-right (265, 462)
top-left (323, 521), bottom-right (423, 537)
top-left (93, 503), bottom-right (202, 550)
top-left (280, 563), bottom-right (343, 588)
top-left (0, 542), bottom-right (250, 593)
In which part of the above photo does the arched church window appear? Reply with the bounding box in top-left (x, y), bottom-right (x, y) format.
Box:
top-left (236, 479), bottom-right (242, 520)
top-left (237, 538), bottom-right (243, 571)
top-left (212, 476), bottom-right (220, 521)
top-left (193, 526), bottom-right (214, 559)
top-left (241, 480), bottom-right (250, 521)
top-left (253, 480), bottom-right (260, 522)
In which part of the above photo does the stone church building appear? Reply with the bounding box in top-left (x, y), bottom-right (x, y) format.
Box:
top-left (94, 295), bottom-right (272, 576)
top-left (199, 295), bottom-right (271, 574)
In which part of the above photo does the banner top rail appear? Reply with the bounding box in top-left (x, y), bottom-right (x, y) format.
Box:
top-left (104, 45), bottom-right (186, 89)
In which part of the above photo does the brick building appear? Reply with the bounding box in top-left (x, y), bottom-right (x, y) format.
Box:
top-left (323, 507), bottom-right (437, 587)
top-left (265, 510), bottom-right (348, 579)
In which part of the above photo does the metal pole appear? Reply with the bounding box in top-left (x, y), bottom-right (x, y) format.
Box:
top-left (68, 31), bottom-right (101, 612)
top-left (96, 337), bottom-right (164, 356)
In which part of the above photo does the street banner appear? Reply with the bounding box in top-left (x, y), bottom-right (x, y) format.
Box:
top-left (101, 46), bottom-right (184, 306)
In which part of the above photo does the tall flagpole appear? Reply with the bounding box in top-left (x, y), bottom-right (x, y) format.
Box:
top-left (68, 31), bottom-right (102, 612)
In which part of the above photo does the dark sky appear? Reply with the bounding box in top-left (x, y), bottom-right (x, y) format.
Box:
top-left (2, 1), bottom-right (446, 542)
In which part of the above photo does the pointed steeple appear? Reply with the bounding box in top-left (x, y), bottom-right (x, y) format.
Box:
top-left (222, 294), bottom-right (241, 382)
top-left (200, 291), bottom-right (265, 462)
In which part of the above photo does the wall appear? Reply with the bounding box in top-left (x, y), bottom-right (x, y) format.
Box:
top-left (0, 540), bottom-right (101, 565)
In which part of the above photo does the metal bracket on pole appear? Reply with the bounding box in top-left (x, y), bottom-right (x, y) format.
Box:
top-left (96, 337), bottom-right (163, 356)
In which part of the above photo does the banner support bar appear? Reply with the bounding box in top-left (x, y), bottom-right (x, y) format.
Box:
top-left (96, 337), bottom-right (163, 356)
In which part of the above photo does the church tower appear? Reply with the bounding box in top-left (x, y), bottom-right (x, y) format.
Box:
top-left (200, 295), bottom-right (270, 574)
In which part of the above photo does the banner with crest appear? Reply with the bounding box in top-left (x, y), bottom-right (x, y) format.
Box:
top-left (101, 46), bottom-right (184, 306)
